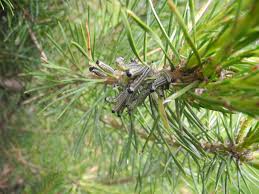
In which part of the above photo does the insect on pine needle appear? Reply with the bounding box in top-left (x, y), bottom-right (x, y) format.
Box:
top-left (112, 89), bottom-right (129, 115)
top-left (127, 88), bottom-right (151, 111)
top-left (89, 66), bottom-right (107, 77)
top-left (128, 67), bottom-right (151, 93)
top-left (126, 66), bottom-right (147, 77)
top-left (96, 60), bottom-right (115, 74)
top-left (150, 71), bottom-right (172, 92)
top-left (89, 57), bottom-right (174, 116)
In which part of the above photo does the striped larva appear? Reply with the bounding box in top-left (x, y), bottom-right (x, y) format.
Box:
top-left (150, 70), bottom-right (172, 92)
top-left (115, 57), bottom-right (125, 66)
top-left (127, 88), bottom-right (150, 111)
top-left (127, 67), bottom-right (151, 93)
top-left (150, 75), bottom-right (168, 92)
top-left (112, 90), bottom-right (128, 114)
top-left (116, 57), bottom-right (141, 72)
top-left (96, 60), bottom-right (115, 74)
top-left (90, 57), bottom-right (175, 116)
top-left (89, 66), bottom-right (107, 77)
top-left (126, 66), bottom-right (146, 78)
top-left (162, 70), bottom-right (173, 83)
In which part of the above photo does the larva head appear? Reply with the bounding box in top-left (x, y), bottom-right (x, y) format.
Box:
top-left (150, 85), bottom-right (156, 92)
top-left (126, 69), bottom-right (132, 77)
top-left (115, 57), bottom-right (125, 65)
top-left (89, 66), bottom-right (95, 72)
top-left (127, 87), bottom-right (134, 93)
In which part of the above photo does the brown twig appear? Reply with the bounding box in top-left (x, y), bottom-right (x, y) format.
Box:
top-left (101, 115), bottom-right (256, 163)
top-left (202, 142), bottom-right (254, 162)
top-left (100, 177), bottom-right (134, 185)
top-left (28, 27), bottom-right (48, 62)
top-left (23, 9), bottom-right (48, 62)
top-left (0, 76), bottom-right (24, 92)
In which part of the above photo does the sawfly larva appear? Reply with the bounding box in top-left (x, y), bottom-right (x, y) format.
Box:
top-left (89, 66), bottom-right (107, 77)
top-left (150, 75), bottom-right (168, 92)
top-left (96, 60), bottom-right (115, 74)
top-left (127, 67), bottom-right (151, 93)
top-left (112, 90), bottom-right (128, 114)
top-left (126, 66), bottom-right (147, 78)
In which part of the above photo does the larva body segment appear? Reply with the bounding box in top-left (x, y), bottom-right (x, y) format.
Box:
top-left (124, 92), bottom-right (135, 106)
top-left (112, 90), bottom-right (128, 114)
top-left (115, 57), bottom-right (141, 71)
top-left (89, 66), bottom-right (107, 77)
top-left (150, 75), bottom-right (168, 92)
top-left (96, 60), bottom-right (115, 74)
top-left (150, 70), bottom-right (173, 92)
top-left (125, 60), bottom-right (140, 69)
top-left (127, 88), bottom-right (150, 111)
top-left (162, 70), bottom-right (173, 83)
top-left (126, 66), bottom-right (146, 78)
top-left (128, 67), bottom-right (151, 93)
top-left (115, 57), bottom-right (127, 71)
top-left (115, 57), bottom-right (125, 66)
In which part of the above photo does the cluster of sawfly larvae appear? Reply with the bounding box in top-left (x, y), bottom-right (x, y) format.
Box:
top-left (89, 57), bottom-right (173, 116)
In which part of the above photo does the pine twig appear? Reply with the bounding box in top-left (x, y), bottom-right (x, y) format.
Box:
top-left (28, 27), bottom-right (48, 62)
top-left (23, 9), bottom-right (48, 62)
top-left (202, 142), bottom-right (255, 162)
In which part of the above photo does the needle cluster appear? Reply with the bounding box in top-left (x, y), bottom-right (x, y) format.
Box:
top-left (89, 57), bottom-right (173, 116)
